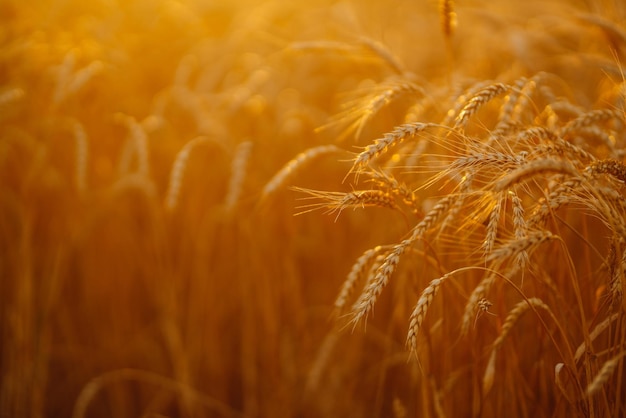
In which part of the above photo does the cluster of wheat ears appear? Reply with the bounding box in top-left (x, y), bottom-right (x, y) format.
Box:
top-left (1, 0), bottom-right (626, 417)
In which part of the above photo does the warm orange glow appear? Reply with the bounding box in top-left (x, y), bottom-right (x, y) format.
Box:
top-left (1, 0), bottom-right (626, 417)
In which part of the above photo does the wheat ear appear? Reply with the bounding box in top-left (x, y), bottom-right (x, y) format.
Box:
top-left (560, 109), bottom-right (624, 137)
top-left (461, 273), bottom-right (497, 335)
top-left (586, 350), bottom-right (626, 397)
top-left (453, 83), bottom-right (510, 131)
top-left (493, 159), bottom-right (578, 192)
top-left (349, 122), bottom-right (435, 179)
top-left (586, 159), bottom-right (626, 183)
top-left (164, 136), bottom-right (209, 212)
top-left (262, 145), bottom-right (342, 197)
top-left (492, 298), bottom-right (551, 350)
top-left (574, 313), bottom-right (620, 363)
top-left (350, 195), bottom-right (455, 324)
top-left (487, 231), bottom-right (556, 264)
top-left (335, 246), bottom-right (388, 314)
top-left (407, 274), bottom-right (449, 353)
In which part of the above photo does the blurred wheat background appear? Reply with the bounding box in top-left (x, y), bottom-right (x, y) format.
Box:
top-left (1, 0), bottom-right (625, 417)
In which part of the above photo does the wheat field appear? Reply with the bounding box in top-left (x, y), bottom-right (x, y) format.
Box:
top-left (1, 0), bottom-right (625, 417)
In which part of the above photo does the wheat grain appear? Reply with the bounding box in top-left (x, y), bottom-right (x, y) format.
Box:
top-left (560, 109), bottom-right (624, 136)
top-left (295, 188), bottom-right (398, 218)
top-left (493, 159), bottom-right (579, 192)
top-left (443, 80), bottom-right (494, 126)
top-left (497, 77), bottom-right (528, 125)
top-left (368, 170), bottom-right (421, 214)
top-left (509, 190), bottom-right (528, 268)
top-left (335, 246), bottom-right (388, 313)
top-left (454, 83), bottom-right (510, 131)
top-left (327, 79), bottom-right (424, 141)
top-left (586, 350), bottom-right (626, 396)
top-left (407, 275), bottom-right (449, 353)
top-left (349, 194), bottom-right (454, 323)
top-left (461, 273), bottom-right (497, 335)
top-left (487, 231), bottom-right (556, 263)
top-left (483, 193), bottom-right (503, 255)
top-left (350, 122), bottom-right (435, 178)
top-left (586, 159), bottom-right (626, 183)
top-left (527, 178), bottom-right (583, 227)
top-left (492, 298), bottom-right (551, 349)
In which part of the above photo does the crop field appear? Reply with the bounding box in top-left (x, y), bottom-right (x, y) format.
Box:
top-left (1, 0), bottom-right (625, 417)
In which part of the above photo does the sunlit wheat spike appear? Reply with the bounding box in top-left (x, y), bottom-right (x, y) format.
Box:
top-left (407, 275), bottom-right (449, 353)
top-left (509, 190), bottom-right (529, 269)
top-left (497, 76), bottom-right (528, 124)
top-left (560, 109), bottom-right (624, 136)
top-left (164, 136), bottom-right (210, 212)
top-left (350, 245), bottom-right (405, 325)
top-left (443, 80), bottom-right (494, 126)
top-left (349, 194), bottom-right (455, 324)
top-left (527, 178), bottom-right (582, 227)
top-left (537, 138), bottom-right (597, 163)
top-left (586, 350), bottom-right (626, 397)
top-left (349, 122), bottom-right (435, 178)
top-left (224, 141), bottom-right (253, 211)
top-left (335, 246), bottom-right (388, 314)
top-left (294, 188), bottom-right (398, 219)
top-left (492, 298), bottom-right (551, 350)
top-left (324, 79), bottom-right (424, 141)
top-left (517, 126), bottom-right (559, 143)
top-left (367, 170), bottom-right (421, 214)
top-left (486, 231), bottom-right (556, 263)
top-left (574, 313), bottom-right (620, 363)
top-left (439, 0), bottom-right (456, 39)
top-left (407, 193), bottom-right (456, 242)
top-left (493, 159), bottom-right (579, 192)
top-left (586, 159), bottom-right (626, 183)
top-left (483, 192), bottom-right (503, 256)
top-left (453, 83), bottom-right (510, 131)
top-left (262, 145), bottom-right (342, 198)
top-left (461, 273), bottom-right (497, 335)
